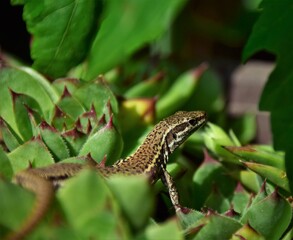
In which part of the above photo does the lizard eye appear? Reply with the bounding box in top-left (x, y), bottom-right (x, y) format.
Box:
top-left (172, 133), bottom-right (177, 139)
top-left (189, 119), bottom-right (197, 126)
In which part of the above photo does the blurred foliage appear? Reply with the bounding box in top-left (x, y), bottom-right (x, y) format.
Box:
top-left (243, 0), bottom-right (293, 194)
top-left (0, 0), bottom-right (292, 239)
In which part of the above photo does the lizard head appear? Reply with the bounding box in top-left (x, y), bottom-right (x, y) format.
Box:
top-left (164, 111), bottom-right (207, 153)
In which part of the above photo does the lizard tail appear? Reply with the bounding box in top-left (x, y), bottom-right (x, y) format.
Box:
top-left (6, 170), bottom-right (54, 240)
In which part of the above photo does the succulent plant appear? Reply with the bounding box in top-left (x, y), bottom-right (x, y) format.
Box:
top-left (0, 64), bottom-right (292, 240)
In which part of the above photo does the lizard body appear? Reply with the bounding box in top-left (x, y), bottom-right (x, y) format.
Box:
top-left (8, 111), bottom-right (207, 240)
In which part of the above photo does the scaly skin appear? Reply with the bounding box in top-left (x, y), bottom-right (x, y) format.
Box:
top-left (7, 111), bottom-right (207, 240)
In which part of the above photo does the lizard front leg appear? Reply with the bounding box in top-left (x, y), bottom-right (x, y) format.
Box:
top-left (160, 169), bottom-right (182, 212)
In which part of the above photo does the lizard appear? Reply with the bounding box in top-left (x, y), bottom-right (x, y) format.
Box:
top-left (7, 110), bottom-right (207, 240)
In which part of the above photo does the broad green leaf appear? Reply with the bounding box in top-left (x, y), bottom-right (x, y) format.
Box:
top-left (86, 0), bottom-right (186, 79)
top-left (22, 0), bottom-right (102, 77)
top-left (229, 114), bottom-right (257, 144)
top-left (204, 188), bottom-right (231, 213)
top-left (231, 189), bottom-right (250, 214)
top-left (28, 224), bottom-right (79, 240)
top-left (52, 78), bottom-right (80, 95)
top-left (142, 219), bottom-right (183, 240)
top-left (229, 170), bottom-right (262, 193)
top-left (282, 228), bottom-right (293, 240)
top-left (79, 118), bottom-right (123, 165)
top-left (108, 175), bottom-right (154, 230)
top-left (194, 213), bottom-right (242, 240)
top-left (0, 67), bottom-right (57, 134)
top-left (203, 123), bottom-right (240, 164)
top-left (243, 0), bottom-right (293, 192)
top-left (12, 92), bottom-right (43, 141)
top-left (249, 182), bottom-right (269, 206)
top-left (60, 155), bottom-right (90, 164)
top-left (8, 137), bottom-right (55, 173)
top-left (192, 159), bottom-right (237, 209)
top-left (39, 122), bottom-right (70, 161)
top-left (0, 181), bottom-right (34, 235)
top-left (242, 161), bottom-right (290, 192)
top-left (62, 128), bottom-right (88, 156)
top-left (241, 182), bottom-right (269, 222)
top-left (124, 72), bottom-right (166, 98)
top-left (231, 224), bottom-right (265, 240)
top-left (225, 145), bottom-right (285, 170)
top-left (20, 67), bottom-right (60, 103)
top-left (73, 77), bottom-right (118, 118)
top-left (56, 88), bottom-right (85, 120)
top-left (178, 209), bottom-right (204, 235)
top-left (0, 148), bottom-right (13, 179)
top-left (11, 0), bottom-right (25, 5)
top-left (0, 117), bottom-right (22, 152)
top-left (185, 68), bottom-right (225, 114)
top-left (241, 190), bottom-right (291, 240)
top-left (156, 64), bottom-right (206, 119)
top-left (58, 170), bottom-right (129, 239)
top-left (51, 106), bottom-right (75, 131)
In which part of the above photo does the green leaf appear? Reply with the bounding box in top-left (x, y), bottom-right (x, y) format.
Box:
top-left (192, 158), bottom-right (237, 209)
top-left (56, 88), bottom-right (85, 121)
top-left (229, 170), bottom-right (262, 193)
top-left (52, 78), bottom-right (80, 96)
top-left (243, 0), bottom-right (293, 192)
top-left (124, 72), bottom-right (166, 98)
top-left (185, 68), bottom-right (225, 114)
top-left (203, 123), bottom-right (240, 164)
top-left (230, 114), bottom-right (257, 144)
top-left (51, 106), bottom-right (75, 131)
top-left (12, 91), bottom-right (43, 141)
top-left (79, 118), bottom-right (123, 165)
top-left (22, 0), bottom-right (102, 77)
top-left (242, 161), bottom-right (290, 192)
top-left (0, 117), bottom-right (22, 152)
top-left (59, 155), bottom-right (89, 164)
top-left (231, 224), bottom-right (265, 240)
top-left (282, 228), bottom-right (293, 240)
top-left (39, 122), bottom-right (70, 161)
top-left (11, 0), bottom-right (25, 5)
top-left (204, 188), bottom-right (231, 213)
top-left (108, 175), bottom-right (154, 230)
top-left (0, 67), bottom-right (57, 134)
top-left (62, 128), bottom-right (88, 156)
top-left (142, 219), bottom-right (183, 240)
top-left (177, 209), bottom-right (204, 233)
top-left (58, 170), bottom-right (129, 239)
top-left (73, 77), bottom-right (118, 118)
top-left (0, 181), bottom-right (34, 235)
top-left (194, 212), bottom-right (242, 239)
top-left (231, 189), bottom-right (251, 214)
top-left (0, 148), bottom-right (13, 179)
top-left (241, 190), bottom-right (292, 240)
top-left (8, 137), bottom-right (55, 173)
top-left (225, 145), bottom-right (285, 170)
top-left (86, 0), bottom-right (186, 79)
top-left (156, 64), bottom-right (207, 119)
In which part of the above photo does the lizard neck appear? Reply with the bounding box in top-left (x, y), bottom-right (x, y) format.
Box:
top-left (108, 121), bottom-right (171, 183)
top-left (130, 120), bottom-right (170, 166)
top-left (106, 111), bottom-right (207, 182)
